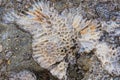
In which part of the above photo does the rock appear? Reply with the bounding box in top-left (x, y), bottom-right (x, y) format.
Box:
top-left (0, 59), bottom-right (3, 65)
top-left (8, 70), bottom-right (36, 80)
top-left (0, 44), bottom-right (2, 52)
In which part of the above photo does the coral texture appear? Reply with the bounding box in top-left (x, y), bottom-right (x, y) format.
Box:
top-left (3, 0), bottom-right (120, 80)
top-left (95, 21), bottom-right (120, 76)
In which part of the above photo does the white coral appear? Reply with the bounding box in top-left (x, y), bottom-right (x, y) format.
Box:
top-left (3, 1), bottom-right (101, 79)
top-left (50, 61), bottom-right (68, 80)
top-left (95, 43), bottom-right (120, 76)
top-left (95, 21), bottom-right (120, 76)
top-left (101, 21), bottom-right (119, 32)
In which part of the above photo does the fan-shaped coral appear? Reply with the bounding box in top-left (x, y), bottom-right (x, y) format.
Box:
top-left (3, 1), bottom-right (101, 79)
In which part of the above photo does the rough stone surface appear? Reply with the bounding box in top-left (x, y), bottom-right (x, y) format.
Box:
top-left (8, 70), bottom-right (36, 80)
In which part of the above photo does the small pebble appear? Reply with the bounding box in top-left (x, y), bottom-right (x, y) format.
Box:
top-left (0, 0), bottom-right (2, 5)
top-left (0, 59), bottom-right (3, 65)
top-left (0, 44), bottom-right (3, 52)
top-left (5, 51), bottom-right (13, 60)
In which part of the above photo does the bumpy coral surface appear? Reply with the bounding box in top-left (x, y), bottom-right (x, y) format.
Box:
top-left (96, 21), bottom-right (120, 76)
top-left (3, 0), bottom-right (120, 80)
top-left (96, 42), bottom-right (120, 76)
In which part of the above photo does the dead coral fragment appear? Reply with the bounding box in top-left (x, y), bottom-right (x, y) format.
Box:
top-left (50, 61), bottom-right (68, 80)
top-left (3, 1), bottom-right (100, 80)
top-left (96, 43), bottom-right (120, 76)
top-left (72, 15), bottom-right (101, 53)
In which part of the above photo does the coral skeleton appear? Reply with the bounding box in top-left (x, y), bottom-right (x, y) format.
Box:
top-left (3, 1), bottom-right (101, 79)
top-left (95, 22), bottom-right (120, 76)
top-left (4, 0), bottom-right (120, 79)
top-left (96, 42), bottom-right (120, 76)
